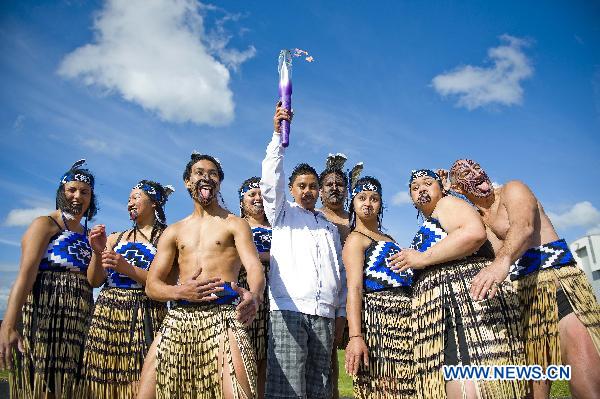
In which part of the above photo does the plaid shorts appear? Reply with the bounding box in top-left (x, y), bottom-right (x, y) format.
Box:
top-left (265, 310), bottom-right (334, 399)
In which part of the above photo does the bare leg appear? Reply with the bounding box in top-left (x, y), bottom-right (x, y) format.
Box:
top-left (446, 380), bottom-right (477, 399)
top-left (559, 313), bottom-right (600, 399)
top-left (137, 333), bottom-right (160, 399)
top-left (256, 359), bottom-right (266, 399)
top-left (218, 328), bottom-right (253, 399)
top-left (531, 381), bottom-right (550, 399)
top-left (331, 348), bottom-right (339, 399)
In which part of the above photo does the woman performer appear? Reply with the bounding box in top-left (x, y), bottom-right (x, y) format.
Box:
top-left (343, 176), bottom-right (415, 399)
top-left (237, 176), bottom-right (271, 398)
top-left (80, 180), bottom-right (173, 398)
top-left (0, 159), bottom-right (98, 398)
top-left (389, 169), bottom-right (525, 399)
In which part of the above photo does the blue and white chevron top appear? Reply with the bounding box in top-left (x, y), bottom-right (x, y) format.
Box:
top-left (252, 226), bottom-right (272, 253)
top-left (510, 238), bottom-right (574, 281)
top-left (363, 240), bottom-right (413, 293)
top-left (38, 230), bottom-right (92, 273)
top-left (410, 217), bottom-right (447, 252)
top-left (106, 241), bottom-right (157, 289)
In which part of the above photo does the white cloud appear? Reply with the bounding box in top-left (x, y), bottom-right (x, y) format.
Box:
top-left (4, 207), bottom-right (53, 227)
top-left (0, 238), bottom-right (20, 247)
top-left (392, 191), bottom-right (412, 206)
top-left (548, 201), bottom-right (600, 231)
top-left (58, 0), bottom-right (254, 126)
top-left (13, 114), bottom-right (25, 131)
top-left (431, 34), bottom-right (533, 110)
top-left (587, 224), bottom-right (600, 235)
top-left (79, 136), bottom-right (118, 155)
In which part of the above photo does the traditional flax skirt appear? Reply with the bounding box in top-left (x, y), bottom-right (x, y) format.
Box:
top-left (412, 257), bottom-right (526, 399)
top-left (238, 262), bottom-right (269, 362)
top-left (156, 304), bottom-right (257, 399)
top-left (79, 286), bottom-right (167, 399)
top-left (9, 270), bottom-right (93, 399)
top-left (353, 288), bottom-right (415, 399)
top-left (513, 264), bottom-right (600, 367)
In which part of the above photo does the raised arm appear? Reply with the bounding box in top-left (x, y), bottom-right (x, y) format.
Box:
top-left (260, 105), bottom-right (292, 225)
top-left (0, 216), bottom-right (55, 368)
top-left (470, 180), bottom-right (538, 300)
top-left (342, 232), bottom-right (369, 375)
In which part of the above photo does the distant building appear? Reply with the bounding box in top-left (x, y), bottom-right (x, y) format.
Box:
top-left (570, 234), bottom-right (600, 299)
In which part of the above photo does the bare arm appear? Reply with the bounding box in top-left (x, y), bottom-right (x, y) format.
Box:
top-left (494, 181), bottom-right (537, 265)
top-left (0, 217), bottom-right (55, 367)
top-left (342, 232), bottom-right (370, 375)
top-left (145, 225), bottom-right (181, 301)
top-left (389, 196), bottom-right (487, 271)
top-left (233, 218), bottom-right (266, 300)
top-left (87, 226), bottom-right (109, 287)
top-left (469, 181), bottom-right (538, 300)
top-left (342, 233), bottom-right (367, 339)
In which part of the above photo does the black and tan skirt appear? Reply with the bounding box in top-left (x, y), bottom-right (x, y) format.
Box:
top-left (79, 286), bottom-right (167, 398)
top-left (514, 264), bottom-right (600, 367)
top-left (238, 262), bottom-right (269, 362)
top-left (353, 288), bottom-right (415, 399)
top-left (156, 303), bottom-right (257, 399)
top-left (412, 257), bottom-right (526, 399)
top-left (9, 270), bottom-right (93, 399)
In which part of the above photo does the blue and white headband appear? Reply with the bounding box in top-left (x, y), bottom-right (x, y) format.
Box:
top-left (239, 181), bottom-right (260, 199)
top-left (60, 159), bottom-right (94, 189)
top-left (133, 182), bottom-right (174, 206)
top-left (351, 181), bottom-right (381, 200)
top-left (409, 169), bottom-right (443, 188)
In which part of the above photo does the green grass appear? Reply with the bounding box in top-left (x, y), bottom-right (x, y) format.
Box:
top-left (337, 350), bottom-right (572, 398)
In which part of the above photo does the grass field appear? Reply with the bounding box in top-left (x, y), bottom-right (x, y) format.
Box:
top-left (336, 350), bottom-right (572, 398)
top-left (0, 353), bottom-right (573, 397)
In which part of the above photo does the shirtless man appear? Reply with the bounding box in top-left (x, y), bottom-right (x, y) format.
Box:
top-left (318, 155), bottom-right (351, 399)
top-left (145, 153), bottom-right (265, 399)
top-left (448, 159), bottom-right (600, 399)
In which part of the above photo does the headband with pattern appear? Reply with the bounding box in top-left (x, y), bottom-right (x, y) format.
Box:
top-left (239, 181), bottom-right (260, 199)
top-left (133, 182), bottom-right (175, 206)
top-left (60, 159), bottom-right (94, 189)
top-left (351, 181), bottom-right (381, 200)
top-left (408, 169), bottom-right (443, 187)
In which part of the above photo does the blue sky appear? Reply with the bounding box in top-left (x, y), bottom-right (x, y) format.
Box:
top-left (1, 1), bottom-right (599, 314)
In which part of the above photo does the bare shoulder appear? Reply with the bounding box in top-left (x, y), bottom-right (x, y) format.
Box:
top-left (436, 195), bottom-right (473, 213)
top-left (159, 222), bottom-right (182, 243)
top-left (29, 214), bottom-right (59, 235)
top-left (344, 231), bottom-right (371, 252)
top-left (226, 213), bottom-right (251, 232)
top-left (501, 180), bottom-right (536, 202)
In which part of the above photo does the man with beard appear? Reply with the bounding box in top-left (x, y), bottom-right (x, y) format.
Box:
top-left (261, 104), bottom-right (347, 399)
top-left (145, 153), bottom-right (266, 399)
top-left (318, 154), bottom-right (351, 399)
top-left (449, 159), bottom-right (600, 399)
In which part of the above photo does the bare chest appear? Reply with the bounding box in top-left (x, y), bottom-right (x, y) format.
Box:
top-left (481, 204), bottom-right (510, 240)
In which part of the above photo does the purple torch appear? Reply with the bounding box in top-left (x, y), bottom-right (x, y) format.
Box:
top-left (278, 49), bottom-right (293, 147)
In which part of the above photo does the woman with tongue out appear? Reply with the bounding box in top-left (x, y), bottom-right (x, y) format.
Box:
top-left (80, 180), bottom-right (173, 399)
top-left (387, 169), bottom-right (525, 399)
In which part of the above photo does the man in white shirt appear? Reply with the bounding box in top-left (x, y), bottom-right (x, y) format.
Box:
top-left (261, 104), bottom-right (347, 399)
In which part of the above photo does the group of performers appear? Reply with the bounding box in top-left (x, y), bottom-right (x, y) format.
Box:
top-left (0, 103), bottom-right (599, 399)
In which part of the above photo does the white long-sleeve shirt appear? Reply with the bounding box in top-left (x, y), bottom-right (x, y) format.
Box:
top-left (260, 132), bottom-right (347, 319)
